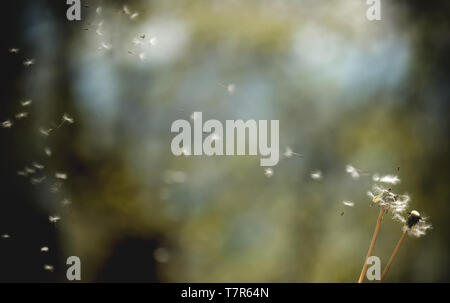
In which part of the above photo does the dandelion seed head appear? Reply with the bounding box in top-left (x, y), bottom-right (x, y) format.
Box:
top-left (403, 211), bottom-right (432, 238)
top-left (264, 168), bottom-right (274, 178)
top-left (368, 185), bottom-right (409, 214)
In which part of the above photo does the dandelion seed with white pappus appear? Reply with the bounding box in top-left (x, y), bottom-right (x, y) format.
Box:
top-left (283, 147), bottom-right (303, 158)
top-left (9, 48), bottom-right (19, 54)
top-left (96, 7), bottom-right (102, 15)
top-left (43, 265), bottom-right (54, 272)
top-left (1, 120), bottom-right (13, 128)
top-left (264, 168), bottom-right (274, 178)
top-left (49, 216), bottom-right (61, 223)
top-left (62, 113), bottom-right (74, 124)
top-left (23, 59), bottom-right (35, 66)
top-left (41, 247), bottom-right (49, 252)
top-left (130, 12), bottom-right (139, 20)
top-left (149, 37), bottom-right (157, 46)
top-left (343, 201), bottom-right (354, 207)
top-left (372, 174), bottom-right (400, 185)
top-left (45, 147), bottom-right (52, 157)
top-left (346, 165), bottom-right (360, 179)
top-left (1, 234), bottom-right (10, 239)
top-left (31, 176), bottom-right (46, 185)
top-left (55, 172), bottom-right (68, 180)
top-left (21, 99), bottom-right (32, 106)
top-left (15, 112), bottom-right (28, 120)
top-left (381, 210), bottom-right (432, 282)
top-left (310, 170), bottom-right (322, 181)
top-left (32, 162), bottom-right (44, 170)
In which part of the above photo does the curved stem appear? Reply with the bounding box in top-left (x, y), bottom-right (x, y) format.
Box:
top-left (380, 230), bottom-right (407, 282)
top-left (358, 208), bottom-right (385, 283)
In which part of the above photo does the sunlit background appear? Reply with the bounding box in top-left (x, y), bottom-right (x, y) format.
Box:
top-left (0, 0), bottom-right (449, 282)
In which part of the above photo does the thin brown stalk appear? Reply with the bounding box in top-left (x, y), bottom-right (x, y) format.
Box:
top-left (358, 208), bottom-right (385, 283)
top-left (380, 230), bottom-right (407, 282)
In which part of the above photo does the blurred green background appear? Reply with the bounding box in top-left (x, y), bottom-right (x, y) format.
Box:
top-left (0, 0), bottom-right (449, 282)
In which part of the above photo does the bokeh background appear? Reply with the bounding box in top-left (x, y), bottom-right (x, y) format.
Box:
top-left (0, 0), bottom-right (449, 282)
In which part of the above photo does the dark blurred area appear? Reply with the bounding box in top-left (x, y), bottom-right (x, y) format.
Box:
top-left (0, 0), bottom-right (449, 282)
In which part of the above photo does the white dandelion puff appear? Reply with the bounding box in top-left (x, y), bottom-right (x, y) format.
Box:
top-left (96, 6), bottom-right (102, 15)
top-left (367, 185), bottom-right (409, 214)
top-left (99, 42), bottom-right (112, 51)
top-left (41, 246), bottom-right (49, 252)
top-left (9, 48), bottom-right (20, 53)
top-left (1, 234), bottom-right (10, 239)
top-left (39, 127), bottom-right (51, 136)
top-left (264, 168), bottom-right (274, 178)
top-left (310, 170), bottom-right (322, 181)
top-left (122, 5), bottom-right (131, 15)
top-left (130, 12), bottom-right (139, 20)
top-left (32, 162), bottom-right (44, 170)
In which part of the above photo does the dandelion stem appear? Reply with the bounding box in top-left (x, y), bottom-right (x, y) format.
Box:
top-left (380, 230), bottom-right (407, 282)
top-left (358, 208), bottom-right (385, 283)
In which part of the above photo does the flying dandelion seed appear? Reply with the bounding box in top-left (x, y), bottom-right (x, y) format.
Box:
top-left (1, 234), bottom-right (10, 239)
top-left (48, 216), bottom-right (61, 223)
top-left (139, 52), bottom-right (146, 60)
top-left (345, 165), bottom-right (360, 179)
top-left (55, 172), bottom-right (68, 180)
top-left (32, 162), bottom-right (44, 170)
top-left (140, 34), bottom-right (146, 39)
top-left (343, 201), bottom-right (355, 207)
top-left (99, 42), bottom-right (112, 51)
top-left (373, 174), bottom-right (400, 185)
top-left (1, 120), bottom-right (13, 128)
top-left (41, 246), bottom-right (49, 252)
top-left (122, 5), bottom-right (131, 15)
top-left (96, 28), bottom-right (104, 36)
top-left (149, 37), bottom-right (157, 46)
top-left (264, 168), bottom-right (274, 178)
top-left (17, 170), bottom-right (27, 177)
top-left (43, 265), bottom-right (54, 272)
top-left (15, 112), bottom-right (28, 120)
top-left (50, 182), bottom-right (62, 193)
top-left (310, 170), bottom-right (322, 181)
top-left (45, 147), bottom-right (52, 157)
top-left (96, 6), bottom-right (102, 15)
top-left (153, 248), bottom-right (170, 263)
top-left (23, 59), bottom-right (35, 66)
top-left (21, 99), bottom-right (32, 106)
top-left (39, 127), bottom-right (51, 136)
top-left (130, 12), bottom-right (139, 20)
top-left (9, 48), bottom-right (20, 54)
top-left (62, 113), bottom-right (74, 124)
top-left (31, 176), bottom-right (46, 185)
top-left (283, 147), bottom-right (303, 158)
top-left (227, 84), bottom-right (236, 95)
top-left (25, 167), bottom-right (36, 174)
